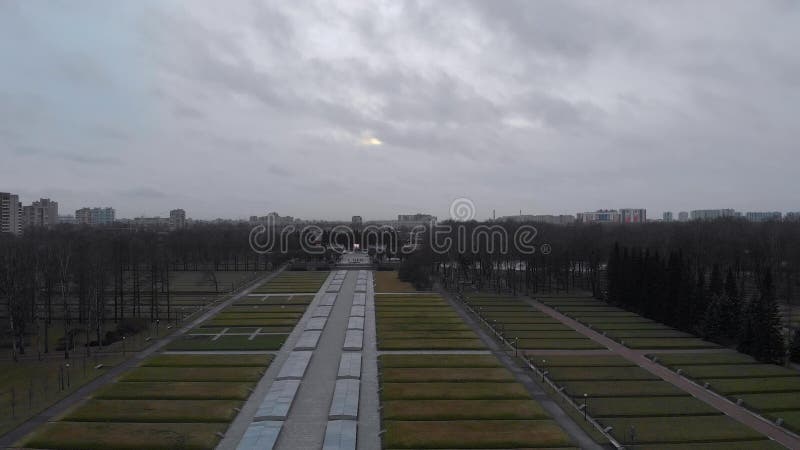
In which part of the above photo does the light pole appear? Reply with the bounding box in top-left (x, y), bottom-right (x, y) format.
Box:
top-left (583, 393), bottom-right (589, 420)
top-left (122, 336), bottom-right (126, 356)
top-left (541, 359), bottom-right (547, 381)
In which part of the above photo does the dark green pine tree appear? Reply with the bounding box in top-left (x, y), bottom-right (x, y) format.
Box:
top-left (665, 251), bottom-right (682, 327)
top-left (737, 295), bottom-right (758, 356)
top-left (702, 294), bottom-right (727, 344)
top-left (753, 270), bottom-right (785, 364)
top-left (709, 264), bottom-right (723, 296)
top-left (790, 328), bottom-right (800, 364)
top-left (723, 268), bottom-right (740, 339)
top-left (607, 243), bottom-right (622, 304)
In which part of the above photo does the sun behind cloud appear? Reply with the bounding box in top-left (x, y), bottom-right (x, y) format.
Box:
top-left (361, 137), bottom-right (382, 146)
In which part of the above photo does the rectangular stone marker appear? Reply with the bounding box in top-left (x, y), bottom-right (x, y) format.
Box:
top-left (237, 420), bottom-right (283, 450)
top-left (327, 285), bottom-right (341, 293)
top-left (355, 284), bottom-right (366, 293)
top-left (352, 294), bottom-right (366, 305)
top-left (337, 352), bottom-right (361, 379)
top-left (343, 329), bottom-right (363, 351)
top-left (277, 351), bottom-right (313, 380)
top-left (312, 306), bottom-right (333, 317)
top-left (349, 305), bottom-right (365, 317)
top-left (322, 420), bottom-right (357, 450)
top-left (329, 379), bottom-right (360, 419)
top-left (305, 317), bottom-right (328, 331)
top-left (295, 330), bottom-right (322, 350)
top-left (347, 316), bottom-right (364, 330)
top-left (320, 293), bottom-right (337, 306)
top-left (256, 380), bottom-right (301, 420)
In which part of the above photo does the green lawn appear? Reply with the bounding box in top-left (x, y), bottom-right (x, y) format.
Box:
top-left (517, 338), bottom-right (604, 350)
top-left (560, 380), bottom-right (686, 397)
top-left (167, 334), bottom-right (286, 351)
top-left (525, 355), bottom-right (633, 367)
top-left (143, 353), bottom-right (273, 367)
top-left (706, 377), bottom-right (800, 395)
top-left (619, 338), bottom-right (719, 349)
top-left (121, 366), bottom-right (263, 382)
top-left (64, 399), bottom-right (241, 423)
top-left (600, 415), bottom-right (767, 445)
top-left (546, 366), bottom-right (657, 381)
top-left (653, 352), bottom-right (760, 366)
top-left (23, 421), bottom-right (227, 450)
top-left (379, 355), bottom-right (500, 368)
top-left (588, 396), bottom-right (719, 418)
top-left (382, 419), bottom-right (573, 449)
top-left (382, 400), bottom-right (548, 420)
top-left (378, 338), bottom-right (485, 350)
top-left (381, 382), bottom-right (529, 400)
top-left (95, 381), bottom-right (253, 400)
top-left (737, 393), bottom-right (800, 412)
top-left (381, 368), bottom-right (515, 383)
top-left (677, 364), bottom-right (798, 379)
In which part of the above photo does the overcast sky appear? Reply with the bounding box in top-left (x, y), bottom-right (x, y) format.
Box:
top-left (1, 1), bottom-right (798, 220)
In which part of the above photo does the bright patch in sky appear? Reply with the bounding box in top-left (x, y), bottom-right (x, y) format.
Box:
top-left (362, 137), bottom-right (382, 146)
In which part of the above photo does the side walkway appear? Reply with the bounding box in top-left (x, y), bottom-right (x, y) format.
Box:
top-left (529, 298), bottom-right (800, 449)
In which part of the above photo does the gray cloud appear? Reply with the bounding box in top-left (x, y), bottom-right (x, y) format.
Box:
top-left (1, 1), bottom-right (799, 219)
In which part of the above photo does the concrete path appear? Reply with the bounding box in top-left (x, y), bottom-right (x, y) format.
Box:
top-left (220, 271), bottom-right (339, 450)
top-left (529, 298), bottom-right (800, 449)
top-left (439, 288), bottom-right (603, 450)
top-left (357, 271), bottom-right (380, 450)
top-left (275, 271), bottom-right (357, 449)
top-left (0, 268), bottom-right (285, 449)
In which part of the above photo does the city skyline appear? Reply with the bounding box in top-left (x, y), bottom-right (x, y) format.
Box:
top-left (2, 1), bottom-right (800, 219)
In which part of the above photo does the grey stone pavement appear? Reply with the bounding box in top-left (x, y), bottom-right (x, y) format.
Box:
top-left (218, 271), bottom-right (337, 450)
top-left (274, 270), bottom-right (357, 450)
top-left (357, 270), bottom-right (380, 450)
top-left (529, 298), bottom-right (800, 449)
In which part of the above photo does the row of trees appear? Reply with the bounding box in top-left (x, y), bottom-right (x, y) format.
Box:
top-left (0, 224), bottom-right (298, 362)
top-left (606, 244), bottom-right (791, 363)
top-left (399, 218), bottom-right (800, 364)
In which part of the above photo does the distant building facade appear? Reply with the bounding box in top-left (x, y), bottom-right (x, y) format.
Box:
top-left (745, 211), bottom-right (782, 222)
top-left (57, 215), bottom-right (76, 225)
top-left (690, 209), bottom-right (736, 221)
top-left (397, 214), bottom-right (437, 227)
top-left (23, 198), bottom-right (58, 228)
top-left (499, 214), bottom-right (575, 225)
top-left (663, 212), bottom-right (674, 222)
top-left (76, 207), bottom-right (115, 225)
top-left (351, 216), bottom-right (363, 226)
top-left (786, 212), bottom-right (800, 221)
top-left (576, 210), bottom-right (621, 224)
top-left (678, 211), bottom-right (689, 222)
top-left (619, 208), bottom-right (647, 224)
top-left (133, 216), bottom-right (170, 228)
top-left (0, 192), bottom-right (21, 235)
top-left (170, 209), bottom-right (187, 229)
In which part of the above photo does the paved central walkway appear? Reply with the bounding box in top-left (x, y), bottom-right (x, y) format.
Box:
top-left (275, 271), bottom-right (356, 449)
top-left (528, 298), bottom-right (800, 449)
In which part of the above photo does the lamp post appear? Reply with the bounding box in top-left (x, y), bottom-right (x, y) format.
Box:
top-left (122, 336), bottom-right (126, 356)
top-left (583, 393), bottom-right (589, 420)
top-left (541, 359), bottom-right (547, 381)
